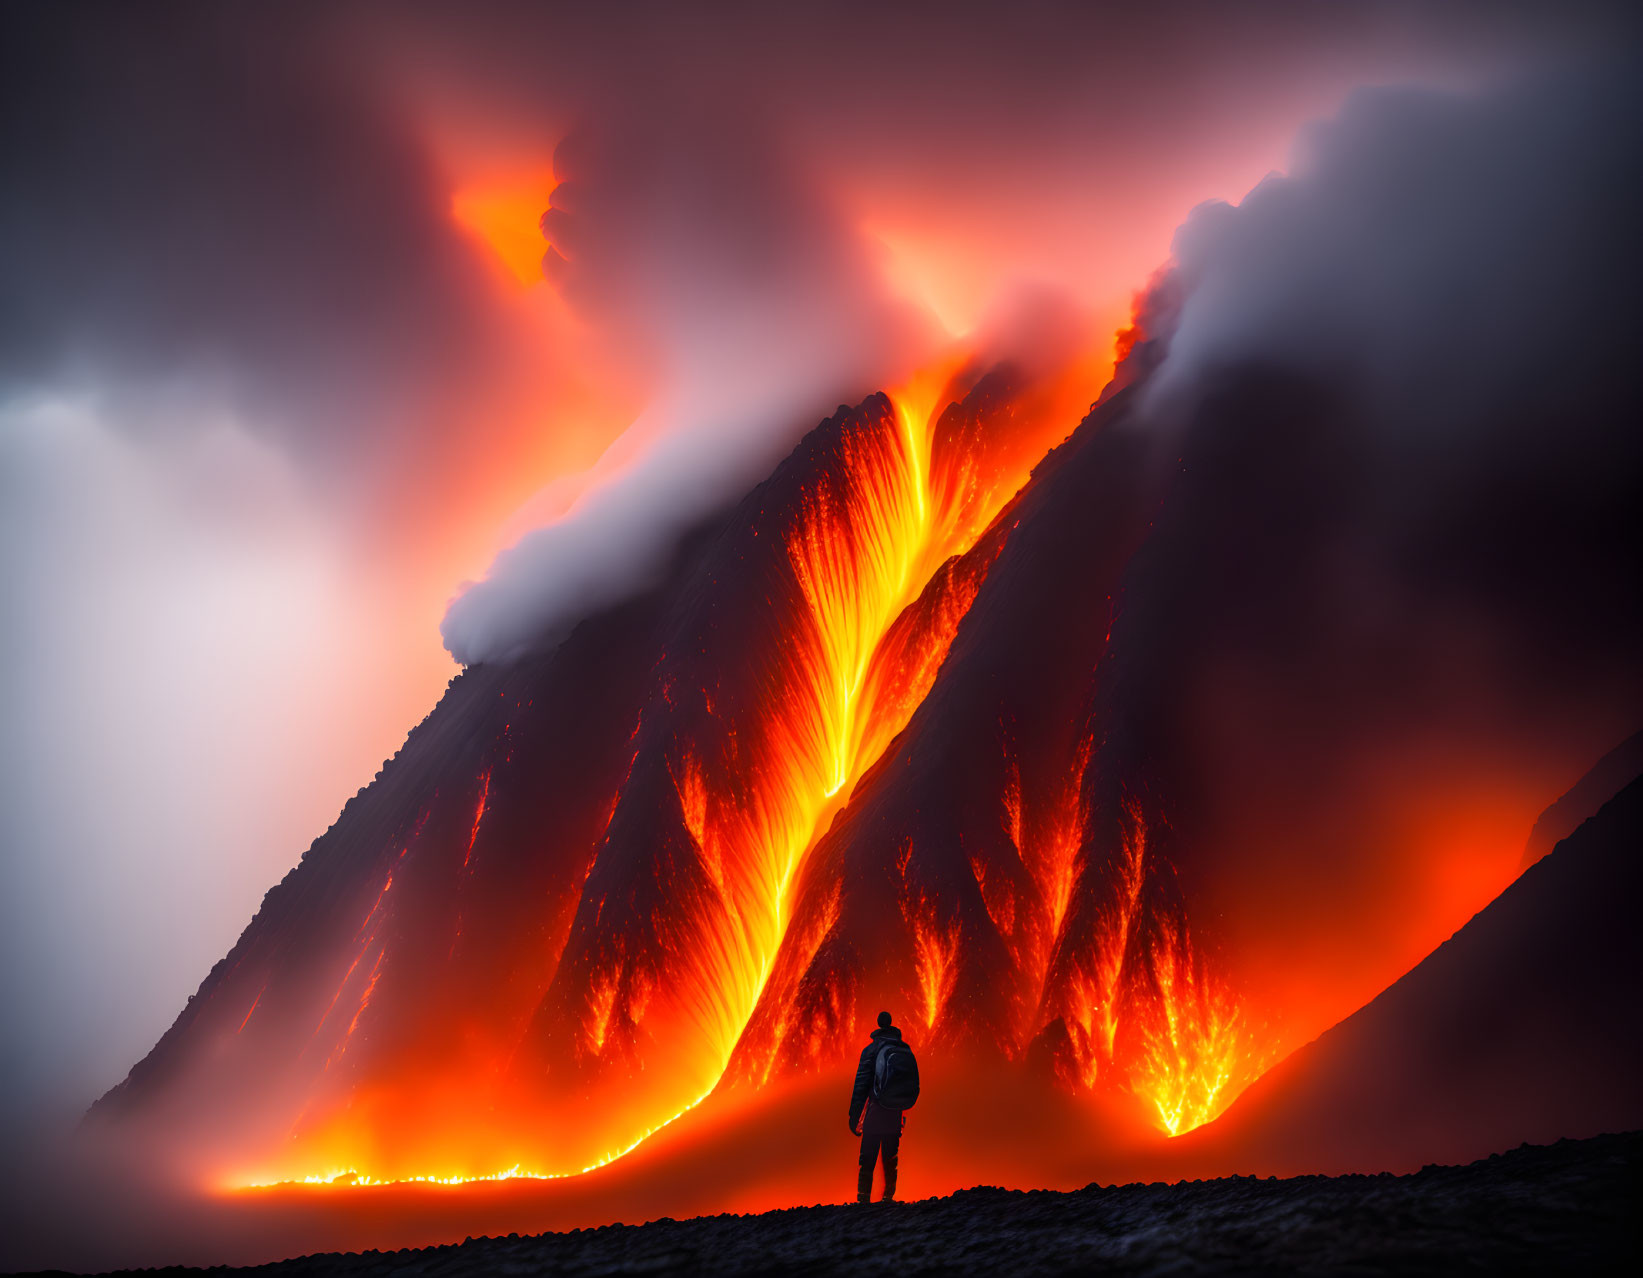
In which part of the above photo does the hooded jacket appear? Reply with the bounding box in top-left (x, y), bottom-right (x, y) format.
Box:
top-left (849, 1024), bottom-right (908, 1135)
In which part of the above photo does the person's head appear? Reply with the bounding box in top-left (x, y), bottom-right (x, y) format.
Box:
top-left (877, 1010), bottom-right (892, 1030)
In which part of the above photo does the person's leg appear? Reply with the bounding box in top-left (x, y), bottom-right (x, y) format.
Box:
top-left (857, 1132), bottom-right (879, 1203)
top-left (881, 1132), bottom-right (900, 1202)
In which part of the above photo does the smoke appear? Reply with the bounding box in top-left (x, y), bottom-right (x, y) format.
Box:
top-left (1135, 60), bottom-right (1642, 673)
top-left (1147, 61), bottom-right (1643, 439)
top-left (0, 3), bottom-right (532, 1149)
top-left (1101, 59), bottom-right (1643, 1021)
top-left (0, 4), bottom-right (511, 487)
top-left (440, 112), bottom-right (933, 663)
top-left (0, 393), bottom-right (407, 1145)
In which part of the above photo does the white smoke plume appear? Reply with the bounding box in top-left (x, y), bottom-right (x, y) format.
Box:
top-left (1144, 61), bottom-right (1642, 444)
top-left (440, 112), bottom-right (932, 664)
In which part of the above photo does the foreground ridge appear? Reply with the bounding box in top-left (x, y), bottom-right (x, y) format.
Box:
top-left (41, 1132), bottom-right (1641, 1277)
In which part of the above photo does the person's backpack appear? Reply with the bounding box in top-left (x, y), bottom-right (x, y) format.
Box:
top-left (871, 1038), bottom-right (920, 1110)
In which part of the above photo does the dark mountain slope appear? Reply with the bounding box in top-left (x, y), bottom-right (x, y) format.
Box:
top-left (1183, 774), bottom-right (1643, 1176)
top-left (88, 585), bottom-right (669, 1155)
top-left (1523, 729), bottom-right (1643, 868)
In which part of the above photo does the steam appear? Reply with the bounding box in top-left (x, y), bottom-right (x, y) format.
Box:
top-left (441, 113), bottom-right (932, 664)
top-left (0, 6), bottom-right (505, 481)
top-left (1096, 60), bottom-right (1643, 1010)
top-left (1146, 61), bottom-right (1642, 451)
top-left (0, 395), bottom-right (397, 1143)
top-left (1133, 60), bottom-right (1642, 670)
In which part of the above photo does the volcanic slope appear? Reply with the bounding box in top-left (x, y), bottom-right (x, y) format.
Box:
top-left (90, 586), bottom-right (667, 1162)
top-left (89, 370), bottom-right (1084, 1181)
top-left (1522, 729), bottom-right (1643, 868)
top-left (728, 363), bottom-right (1396, 1137)
top-left (1179, 773), bottom-right (1643, 1177)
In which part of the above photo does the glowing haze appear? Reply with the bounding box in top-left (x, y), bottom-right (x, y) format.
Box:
top-left (2, 1), bottom-right (1640, 1271)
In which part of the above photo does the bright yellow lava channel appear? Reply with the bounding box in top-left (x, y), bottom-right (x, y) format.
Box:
top-left (235, 1087), bottom-right (715, 1191)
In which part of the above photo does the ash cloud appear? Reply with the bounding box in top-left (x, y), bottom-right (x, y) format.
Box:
top-left (0, 4), bottom-right (503, 485)
top-left (440, 111), bottom-right (931, 664)
top-left (0, 2), bottom-right (514, 1139)
top-left (1135, 60), bottom-right (1642, 663)
top-left (1101, 61), bottom-right (1643, 990)
top-left (1147, 62), bottom-right (1643, 446)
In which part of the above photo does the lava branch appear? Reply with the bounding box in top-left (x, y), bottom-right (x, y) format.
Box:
top-left (1045, 792), bottom-right (1264, 1134)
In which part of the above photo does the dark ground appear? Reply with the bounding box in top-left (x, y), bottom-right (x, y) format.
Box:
top-left (24, 1130), bottom-right (1640, 1277)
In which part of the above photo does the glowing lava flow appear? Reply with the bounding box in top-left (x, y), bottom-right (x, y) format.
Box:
top-left (460, 769), bottom-right (490, 869)
top-left (787, 402), bottom-right (931, 802)
top-left (423, 377), bottom-right (1064, 1189)
top-left (240, 1085), bottom-right (716, 1190)
top-left (1050, 795), bottom-right (1264, 1135)
top-left (1127, 915), bottom-right (1252, 1137)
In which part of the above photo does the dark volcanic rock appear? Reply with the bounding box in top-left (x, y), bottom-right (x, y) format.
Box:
top-left (1190, 777), bottom-right (1643, 1175)
top-left (1522, 731), bottom-right (1643, 868)
top-left (31, 1131), bottom-right (1642, 1277)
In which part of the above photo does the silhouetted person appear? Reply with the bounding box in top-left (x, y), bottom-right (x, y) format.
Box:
top-left (848, 1010), bottom-right (919, 1203)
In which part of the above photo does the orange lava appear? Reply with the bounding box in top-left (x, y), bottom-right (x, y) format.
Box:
top-left (1050, 797), bottom-right (1266, 1135)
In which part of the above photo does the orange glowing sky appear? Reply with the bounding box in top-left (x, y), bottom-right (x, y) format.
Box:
top-left (450, 169), bottom-right (559, 288)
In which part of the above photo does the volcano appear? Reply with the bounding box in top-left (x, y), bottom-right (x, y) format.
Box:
top-left (93, 364), bottom-right (1174, 1178)
top-left (91, 318), bottom-right (1642, 1196)
top-left (91, 341), bottom-right (1272, 1182)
